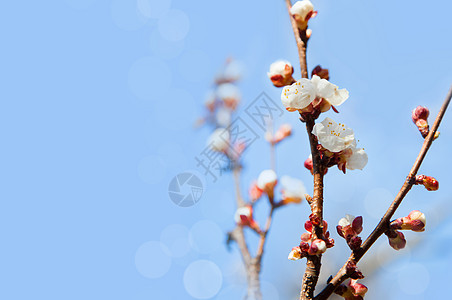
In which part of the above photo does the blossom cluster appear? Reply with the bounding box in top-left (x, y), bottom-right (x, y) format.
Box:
top-left (336, 214), bottom-right (363, 251)
top-left (288, 215), bottom-right (334, 260)
top-left (308, 118), bottom-right (368, 173)
top-left (385, 210), bottom-right (426, 250)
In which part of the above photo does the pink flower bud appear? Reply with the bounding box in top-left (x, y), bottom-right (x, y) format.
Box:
top-left (288, 247), bottom-right (303, 260)
top-left (234, 206), bottom-right (260, 232)
top-left (408, 210), bottom-right (426, 231)
top-left (415, 175), bottom-right (439, 191)
top-left (300, 232), bottom-right (311, 242)
top-left (299, 241), bottom-right (310, 252)
top-left (248, 181), bottom-right (263, 202)
top-left (386, 229), bottom-right (406, 250)
top-left (304, 155), bottom-right (313, 174)
top-left (345, 261), bottom-right (364, 280)
top-left (311, 65), bottom-right (329, 80)
top-left (257, 169), bottom-right (278, 195)
top-left (309, 239), bottom-right (327, 255)
top-left (273, 124), bottom-right (292, 144)
top-left (348, 279), bottom-right (368, 297)
top-left (268, 61), bottom-right (295, 88)
top-left (412, 106), bottom-right (429, 123)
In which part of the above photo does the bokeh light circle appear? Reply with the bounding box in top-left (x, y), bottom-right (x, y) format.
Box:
top-left (137, 0), bottom-right (171, 19)
top-left (189, 220), bottom-right (223, 254)
top-left (364, 188), bottom-right (393, 220)
top-left (137, 155), bottom-right (166, 184)
top-left (111, 0), bottom-right (148, 30)
top-left (160, 224), bottom-right (191, 258)
top-left (149, 29), bottom-right (185, 60)
top-left (158, 9), bottom-right (190, 42)
top-left (183, 260), bottom-right (223, 299)
top-left (135, 241), bottom-right (171, 279)
top-left (397, 263), bottom-right (430, 295)
top-left (128, 56), bottom-right (171, 101)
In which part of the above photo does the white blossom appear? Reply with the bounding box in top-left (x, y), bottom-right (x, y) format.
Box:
top-left (281, 175), bottom-right (306, 203)
top-left (207, 128), bottom-right (230, 152)
top-left (281, 75), bottom-right (348, 112)
top-left (312, 117), bottom-right (356, 152)
top-left (346, 148), bottom-right (368, 170)
top-left (215, 107), bottom-right (231, 127)
top-left (290, 0), bottom-right (314, 23)
top-left (257, 169), bottom-right (277, 191)
top-left (268, 60), bottom-right (291, 78)
top-left (338, 214), bottom-right (356, 227)
top-left (217, 83), bottom-right (241, 102)
top-left (234, 206), bottom-right (252, 224)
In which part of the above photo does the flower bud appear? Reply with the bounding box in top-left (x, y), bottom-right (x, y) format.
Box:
top-left (217, 83), bottom-right (241, 111)
top-left (391, 210), bottom-right (426, 232)
top-left (273, 124), bottom-right (292, 144)
top-left (267, 60), bottom-right (295, 87)
top-left (348, 279), bottom-right (368, 297)
top-left (309, 239), bottom-right (327, 256)
top-left (234, 206), bottom-right (260, 232)
top-left (415, 175), bottom-right (439, 191)
top-left (311, 65), bottom-right (329, 80)
top-left (290, 0), bottom-right (316, 30)
top-left (386, 229), bottom-right (406, 250)
top-left (288, 246), bottom-right (303, 260)
top-left (411, 106), bottom-right (440, 139)
top-left (248, 181), bottom-right (263, 202)
top-left (280, 175), bottom-right (306, 205)
top-left (257, 169), bottom-right (277, 195)
top-left (207, 128), bottom-right (230, 152)
top-left (345, 261), bottom-right (364, 280)
top-left (304, 155), bottom-right (314, 174)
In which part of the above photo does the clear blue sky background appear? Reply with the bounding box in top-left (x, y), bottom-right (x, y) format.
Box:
top-left (1, 0), bottom-right (451, 299)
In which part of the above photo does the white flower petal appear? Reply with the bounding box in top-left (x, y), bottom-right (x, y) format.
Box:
top-left (257, 169), bottom-right (277, 190)
top-left (346, 148), bottom-right (368, 170)
top-left (267, 60), bottom-right (292, 78)
top-left (234, 206), bottom-right (251, 223)
top-left (290, 0), bottom-right (314, 20)
top-left (280, 175), bottom-right (306, 200)
top-left (312, 117), bottom-right (356, 152)
top-left (338, 214), bottom-right (355, 227)
top-left (207, 128), bottom-right (230, 152)
top-left (281, 79), bottom-right (315, 111)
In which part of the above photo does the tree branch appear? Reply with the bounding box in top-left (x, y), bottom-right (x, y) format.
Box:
top-left (285, 0), bottom-right (309, 79)
top-left (314, 85), bottom-right (452, 300)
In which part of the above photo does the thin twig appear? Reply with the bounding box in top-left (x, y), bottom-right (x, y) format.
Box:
top-left (256, 205), bottom-right (275, 264)
top-left (285, 0), bottom-right (308, 78)
top-left (314, 86), bottom-right (452, 300)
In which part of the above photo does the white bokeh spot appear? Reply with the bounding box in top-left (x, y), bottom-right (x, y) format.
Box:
top-left (137, 155), bottom-right (166, 184)
top-left (158, 9), bottom-right (190, 42)
top-left (137, 0), bottom-right (171, 19)
top-left (111, 0), bottom-right (148, 31)
top-left (135, 241), bottom-right (171, 279)
top-left (189, 220), bottom-right (223, 254)
top-left (183, 260), bottom-right (223, 299)
top-left (128, 56), bottom-right (172, 101)
top-left (160, 224), bottom-right (191, 258)
top-left (398, 263), bottom-right (430, 295)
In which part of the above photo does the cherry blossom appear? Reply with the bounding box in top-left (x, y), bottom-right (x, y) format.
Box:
top-left (267, 60), bottom-right (295, 87)
top-left (290, 0), bottom-right (316, 30)
top-left (207, 128), bottom-right (230, 152)
top-left (281, 75), bottom-right (349, 113)
top-left (312, 117), bottom-right (356, 152)
top-left (257, 169), bottom-right (277, 194)
top-left (280, 175), bottom-right (306, 204)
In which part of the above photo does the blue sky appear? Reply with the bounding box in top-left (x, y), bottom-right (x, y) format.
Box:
top-left (0, 0), bottom-right (451, 299)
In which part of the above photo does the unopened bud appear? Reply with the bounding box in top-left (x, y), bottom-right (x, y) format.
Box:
top-left (345, 261), bottom-right (364, 280)
top-left (290, 0), bottom-right (316, 30)
top-left (273, 124), bottom-right (292, 144)
top-left (386, 229), bottom-right (406, 250)
top-left (257, 169), bottom-right (278, 195)
top-left (309, 239), bottom-right (327, 255)
top-left (348, 279), bottom-right (368, 297)
top-left (311, 65), bottom-right (329, 80)
top-left (415, 175), bottom-right (439, 191)
top-left (288, 247), bottom-right (303, 261)
top-left (411, 106), bottom-right (440, 139)
top-left (248, 181), bottom-right (263, 202)
top-left (268, 61), bottom-right (295, 88)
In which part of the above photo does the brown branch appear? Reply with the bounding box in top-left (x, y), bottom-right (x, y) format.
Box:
top-left (298, 115), bottom-right (325, 300)
top-left (314, 85), bottom-right (452, 300)
top-left (285, 0), bottom-right (309, 78)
